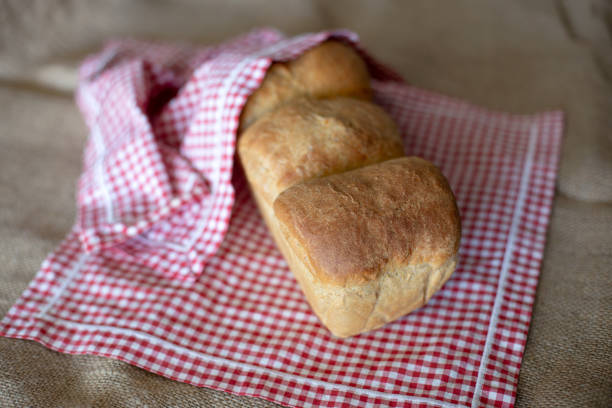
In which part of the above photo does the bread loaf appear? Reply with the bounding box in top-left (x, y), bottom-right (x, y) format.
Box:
top-left (238, 41), bottom-right (461, 337)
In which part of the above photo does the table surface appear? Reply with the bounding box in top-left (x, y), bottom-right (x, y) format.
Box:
top-left (1, 1), bottom-right (610, 407)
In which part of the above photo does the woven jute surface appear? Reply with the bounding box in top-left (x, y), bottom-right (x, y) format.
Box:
top-left (1, 1), bottom-right (610, 406)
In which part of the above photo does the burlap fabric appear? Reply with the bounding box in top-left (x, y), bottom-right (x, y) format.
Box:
top-left (1, 1), bottom-right (610, 406)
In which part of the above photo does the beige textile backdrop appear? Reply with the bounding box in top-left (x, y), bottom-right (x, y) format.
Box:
top-left (0, 1), bottom-right (611, 406)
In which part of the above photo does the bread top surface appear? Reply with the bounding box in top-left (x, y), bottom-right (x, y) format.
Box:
top-left (273, 157), bottom-right (461, 286)
top-left (239, 40), bottom-right (371, 131)
top-left (238, 96), bottom-right (405, 205)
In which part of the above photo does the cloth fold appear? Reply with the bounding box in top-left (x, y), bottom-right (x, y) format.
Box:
top-left (0, 29), bottom-right (563, 408)
top-left (74, 31), bottom-right (279, 278)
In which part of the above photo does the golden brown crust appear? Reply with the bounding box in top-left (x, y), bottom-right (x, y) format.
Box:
top-left (239, 41), bottom-right (371, 131)
top-left (238, 96), bottom-right (405, 205)
top-left (247, 176), bottom-right (458, 338)
top-left (237, 40), bottom-right (461, 337)
top-left (273, 157), bottom-right (461, 286)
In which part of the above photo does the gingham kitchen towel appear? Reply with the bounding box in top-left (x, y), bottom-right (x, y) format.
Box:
top-left (0, 29), bottom-right (563, 408)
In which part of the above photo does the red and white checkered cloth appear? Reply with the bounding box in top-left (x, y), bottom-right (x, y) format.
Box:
top-left (0, 29), bottom-right (563, 407)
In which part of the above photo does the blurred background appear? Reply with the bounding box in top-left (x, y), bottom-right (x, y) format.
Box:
top-left (2, 0), bottom-right (612, 201)
top-left (1, 1), bottom-right (611, 407)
